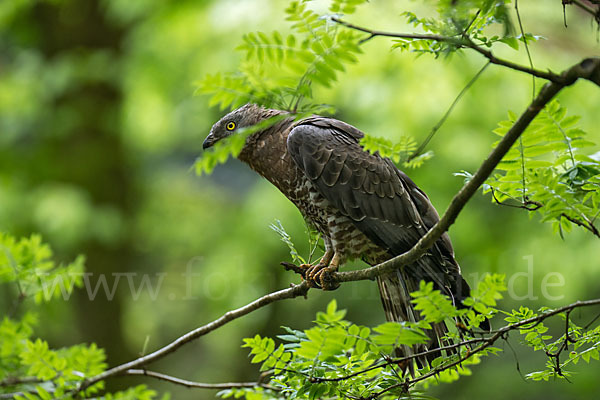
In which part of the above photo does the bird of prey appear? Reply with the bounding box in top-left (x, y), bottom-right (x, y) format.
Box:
top-left (204, 103), bottom-right (475, 365)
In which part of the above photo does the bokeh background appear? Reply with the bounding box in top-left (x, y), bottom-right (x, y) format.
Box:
top-left (1, 0), bottom-right (599, 399)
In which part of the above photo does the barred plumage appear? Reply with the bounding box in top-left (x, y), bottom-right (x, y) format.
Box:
top-left (204, 103), bottom-right (477, 369)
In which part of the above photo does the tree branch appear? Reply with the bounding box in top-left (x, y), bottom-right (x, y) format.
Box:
top-left (331, 17), bottom-right (587, 84)
top-left (565, 0), bottom-right (600, 20)
top-left (309, 298), bottom-right (600, 388)
top-left (0, 376), bottom-right (41, 388)
top-left (123, 369), bottom-right (279, 391)
top-left (488, 191), bottom-right (600, 239)
top-left (374, 298), bottom-right (600, 398)
top-left (0, 393), bottom-right (24, 400)
top-left (66, 297), bottom-right (598, 399)
top-left (74, 282), bottom-right (309, 394)
top-left (312, 337), bottom-right (489, 383)
top-left (561, 212), bottom-right (600, 238)
top-left (407, 61), bottom-right (491, 161)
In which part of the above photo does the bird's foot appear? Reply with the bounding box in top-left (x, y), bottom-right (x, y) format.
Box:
top-left (280, 251), bottom-right (340, 290)
top-left (299, 253), bottom-right (340, 290)
top-left (309, 264), bottom-right (340, 290)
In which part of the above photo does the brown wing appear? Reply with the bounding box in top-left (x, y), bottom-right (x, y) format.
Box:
top-left (287, 116), bottom-right (469, 301)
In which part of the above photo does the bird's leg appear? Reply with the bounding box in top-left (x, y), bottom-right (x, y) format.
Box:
top-left (301, 251), bottom-right (340, 291)
top-left (314, 252), bottom-right (341, 290)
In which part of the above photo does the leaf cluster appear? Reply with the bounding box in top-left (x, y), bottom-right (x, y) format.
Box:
top-left (219, 274), bottom-right (556, 400)
top-left (0, 232), bottom-right (162, 400)
top-left (196, 0), bottom-right (540, 179)
top-left (504, 306), bottom-right (600, 381)
top-left (197, 0), bottom-right (432, 176)
top-left (483, 100), bottom-right (600, 237)
top-left (360, 135), bottom-right (434, 169)
top-left (269, 220), bottom-right (321, 265)
top-left (197, 0), bottom-right (365, 114)
top-left (390, 0), bottom-right (525, 57)
top-left (0, 233), bottom-right (84, 303)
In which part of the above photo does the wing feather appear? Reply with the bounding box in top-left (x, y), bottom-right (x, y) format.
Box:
top-left (287, 117), bottom-right (467, 302)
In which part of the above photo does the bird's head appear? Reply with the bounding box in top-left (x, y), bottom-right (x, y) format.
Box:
top-left (203, 103), bottom-right (266, 150)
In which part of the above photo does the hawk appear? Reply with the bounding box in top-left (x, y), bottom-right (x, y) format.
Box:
top-left (204, 103), bottom-right (477, 364)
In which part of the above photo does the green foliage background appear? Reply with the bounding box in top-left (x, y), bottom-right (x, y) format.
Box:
top-left (1, 0), bottom-right (600, 399)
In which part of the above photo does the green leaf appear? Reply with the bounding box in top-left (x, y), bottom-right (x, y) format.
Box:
top-left (372, 322), bottom-right (429, 347)
top-left (485, 100), bottom-right (599, 237)
top-left (411, 280), bottom-right (460, 323)
top-left (499, 37), bottom-right (519, 50)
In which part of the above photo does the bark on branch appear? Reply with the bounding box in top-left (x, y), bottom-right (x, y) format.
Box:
top-left (123, 369), bottom-right (278, 391)
top-left (74, 282), bottom-right (309, 393)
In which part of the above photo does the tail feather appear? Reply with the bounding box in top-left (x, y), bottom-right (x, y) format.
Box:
top-left (376, 263), bottom-right (459, 372)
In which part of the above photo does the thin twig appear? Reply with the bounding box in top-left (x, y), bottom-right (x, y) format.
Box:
top-left (490, 188), bottom-right (543, 211)
top-left (124, 369), bottom-right (279, 391)
top-left (515, 0), bottom-right (537, 99)
top-left (73, 282), bottom-right (309, 394)
top-left (462, 10), bottom-right (481, 36)
top-left (514, 0), bottom-right (534, 202)
top-left (313, 337), bottom-right (489, 383)
top-left (408, 61), bottom-right (490, 161)
top-left (373, 298), bottom-right (600, 398)
top-left (545, 309), bottom-right (573, 378)
top-left (569, 0), bottom-right (600, 18)
top-left (0, 393), bottom-right (24, 400)
top-left (503, 333), bottom-right (526, 382)
top-left (583, 311), bottom-right (600, 329)
top-left (489, 189), bottom-right (600, 238)
top-left (331, 17), bottom-right (563, 82)
top-left (560, 212), bottom-right (600, 238)
top-left (0, 376), bottom-right (41, 388)
top-left (312, 298), bottom-right (600, 388)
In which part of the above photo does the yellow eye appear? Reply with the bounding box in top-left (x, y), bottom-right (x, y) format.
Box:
top-left (226, 122), bottom-right (236, 131)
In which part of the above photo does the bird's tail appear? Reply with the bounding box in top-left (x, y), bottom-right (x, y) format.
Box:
top-left (376, 261), bottom-right (461, 372)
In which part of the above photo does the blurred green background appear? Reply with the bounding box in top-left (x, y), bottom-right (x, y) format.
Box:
top-left (1, 0), bottom-right (599, 399)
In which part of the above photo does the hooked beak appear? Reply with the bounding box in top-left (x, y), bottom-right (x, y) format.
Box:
top-left (202, 134), bottom-right (215, 150)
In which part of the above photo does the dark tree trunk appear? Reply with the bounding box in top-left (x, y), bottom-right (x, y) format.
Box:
top-left (12, 0), bottom-right (137, 391)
